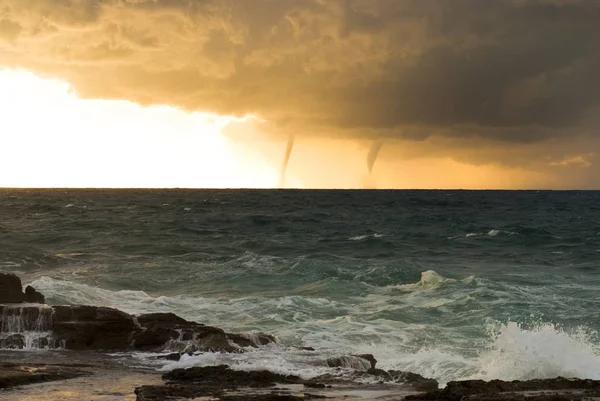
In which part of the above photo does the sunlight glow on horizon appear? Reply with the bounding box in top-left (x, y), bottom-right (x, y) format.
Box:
top-left (0, 69), bottom-right (301, 189)
top-left (0, 69), bottom-right (561, 190)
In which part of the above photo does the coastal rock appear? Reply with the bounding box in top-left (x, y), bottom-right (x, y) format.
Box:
top-left (313, 366), bottom-right (438, 391)
top-left (326, 354), bottom-right (377, 370)
top-left (227, 332), bottom-right (277, 348)
top-left (0, 273), bottom-right (25, 303)
top-left (136, 364), bottom-right (437, 401)
top-left (24, 285), bottom-right (45, 304)
top-left (0, 362), bottom-right (87, 390)
top-left (405, 377), bottom-right (600, 401)
top-left (0, 273), bottom-right (26, 303)
top-left (163, 364), bottom-right (300, 386)
top-left (1, 303), bottom-right (276, 352)
top-left (0, 274), bottom-right (277, 352)
top-left (155, 352), bottom-right (183, 361)
top-left (356, 354), bottom-right (378, 369)
top-left (387, 370), bottom-right (439, 391)
top-left (0, 334), bottom-right (25, 349)
top-left (0, 273), bottom-right (45, 304)
top-left (136, 365), bottom-right (302, 401)
top-left (52, 305), bottom-right (138, 350)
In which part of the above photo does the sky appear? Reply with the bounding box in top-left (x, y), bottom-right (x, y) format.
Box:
top-left (0, 0), bottom-right (599, 189)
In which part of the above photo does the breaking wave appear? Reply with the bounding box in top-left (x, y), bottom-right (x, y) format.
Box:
top-left (24, 276), bottom-right (600, 386)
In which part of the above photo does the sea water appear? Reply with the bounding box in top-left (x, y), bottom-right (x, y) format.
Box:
top-left (1, 189), bottom-right (599, 384)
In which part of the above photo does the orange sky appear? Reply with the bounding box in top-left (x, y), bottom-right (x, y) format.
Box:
top-left (0, 0), bottom-right (598, 189)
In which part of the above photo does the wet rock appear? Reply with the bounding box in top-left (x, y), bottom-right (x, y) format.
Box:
top-left (0, 273), bottom-right (26, 303)
top-left (304, 382), bottom-right (326, 388)
top-left (220, 395), bottom-right (312, 401)
top-left (155, 352), bottom-right (182, 361)
top-left (136, 365), bottom-right (302, 401)
top-left (406, 377), bottom-right (600, 401)
top-left (132, 327), bottom-right (180, 349)
top-left (163, 364), bottom-right (300, 387)
top-left (300, 346), bottom-right (315, 351)
top-left (24, 285), bottom-right (45, 304)
top-left (227, 332), bottom-right (276, 348)
top-left (388, 370), bottom-right (439, 391)
top-left (0, 362), bottom-right (87, 389)
top-left (2, 280), bottom-right (277, 353)
top-left (52, 305), bottom-right (137, 350)
top-left (135, 312), bottom-right (275, 353)
top-left (0, 273), bottom-right (45, 304)
top-left (137, 313), bottom-right (189, 327)
top-left (356, 354), bottom-right (377, 370)
top-left (32, 337), bottom-right (49, 349)
top-left (326, 354), bottom-right (376, 370)
top-left (0, 334), bottom-right (25, 349)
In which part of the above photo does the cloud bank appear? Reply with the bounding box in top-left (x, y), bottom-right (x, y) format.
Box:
top-left (1, 0), bottom-right (599, 186)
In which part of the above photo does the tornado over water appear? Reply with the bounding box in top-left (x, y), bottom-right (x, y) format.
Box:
top-left (279, 136), bottom-right (295, 188)
top-left (367, 140), bottom-right (384, 174)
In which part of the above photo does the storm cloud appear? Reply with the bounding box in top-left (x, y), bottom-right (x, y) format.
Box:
top-left (1, 0), bottom-right (599, 163)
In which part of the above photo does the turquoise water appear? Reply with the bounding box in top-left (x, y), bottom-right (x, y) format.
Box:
top-left (1, 189), bottom-right (600, 383)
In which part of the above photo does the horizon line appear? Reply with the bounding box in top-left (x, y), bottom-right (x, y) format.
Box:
top-left (0, 187), bottom-right (598, 192)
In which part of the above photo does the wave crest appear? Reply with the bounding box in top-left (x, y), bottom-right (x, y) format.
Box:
top-left (397, 270), bottom-right (458, 290)
top-left (475, 321), bottom-right (600, 381)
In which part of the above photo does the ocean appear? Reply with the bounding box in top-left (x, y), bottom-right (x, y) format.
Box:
top-left (1, 189), bottom-right (600, 385)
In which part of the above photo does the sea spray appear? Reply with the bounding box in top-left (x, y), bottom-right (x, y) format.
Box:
top-left (474, 321), bottom-right (600, 381)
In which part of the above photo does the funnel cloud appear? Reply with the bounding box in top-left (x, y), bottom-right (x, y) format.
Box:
top-left (279, 136), bottom-right (295, 188)
top-left (367, 141), bottom-right (384, 174)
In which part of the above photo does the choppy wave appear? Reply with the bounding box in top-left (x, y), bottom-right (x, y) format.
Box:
top-left (474, 322), bottom-right (600, 381)
top-left (26, 275), bottom-right (600, 385)
top-left (394, 270), bottom-right (459, 290)
top-left (4, 189), bottom-right (600, 386)
top-left (150, 321), bottom-right (600, 386)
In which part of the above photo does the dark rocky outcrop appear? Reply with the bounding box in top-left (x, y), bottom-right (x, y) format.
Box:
top-left (155, 352), bottom-right (184, 361)
top-left (0, 303), bottom-right (276, 352)
top-left (136, 363), bottom-right (439, 401)
top-left (136, 365), bottom-right (303, 401)
top-left (24, 285), bottom-right (45, 303)
top-left (52, 305), bottom-right (138, 350)
top-left (0, 273), bottom-right (44, 304)
top-left (0, 362), bottom-right (87, 389)
top-left (1, 274), bottom-right (276, 353)
top-left (406, 377), bottom-right (600, 401)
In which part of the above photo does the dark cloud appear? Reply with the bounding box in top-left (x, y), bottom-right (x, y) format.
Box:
top-left (1, 0), bottom-right (599, 147)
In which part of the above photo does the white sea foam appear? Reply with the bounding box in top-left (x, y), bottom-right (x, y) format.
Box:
top-left (349, 233), bottom-right (385, 241)
top-left (25, 276), bottom-right (600, 386)
top-left (147, 321), bottom-right (600, 386)
top-left (454, 229), bottom-right (518, 239)
top-left (158, 347), bottom-right (337, 380)
top-left (473, 322), bottom-right (600, 381)
top-left (395, 270), bottom-right (458, 290)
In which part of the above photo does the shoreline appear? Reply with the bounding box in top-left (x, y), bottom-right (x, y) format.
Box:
top-left (3, 272), bottom-right (600, 400)
top-left (3, 350), bottom-right (600, 401)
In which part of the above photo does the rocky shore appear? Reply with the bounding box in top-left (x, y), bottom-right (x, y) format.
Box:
top-left (2, 272), bottom-right (600, 401)
top-left (0, 272), bottom-right (274, 352)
